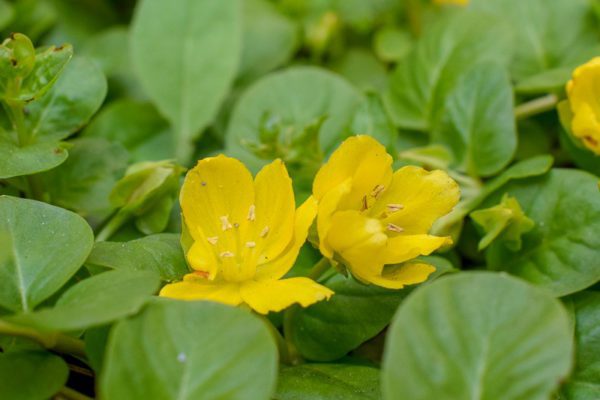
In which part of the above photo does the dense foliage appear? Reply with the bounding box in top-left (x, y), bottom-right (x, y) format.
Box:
top-left (0, 0), bottom-right (599, 399)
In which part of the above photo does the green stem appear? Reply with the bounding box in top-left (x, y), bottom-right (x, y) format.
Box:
top-left (95, 210), bottom-right (130, 242)
top-left (4, 101), bottom-right (46, 200)
top-left (307, 257), bottom-right (331, 280)
top-left (282, 308), bottom-right (303, 366)
top-left (56, 386), bottom-right (93, 400)
top-left (0, 319), bottom-right (86, 358)
top-left (259, 316), bottom-right (291, 365)
top-left (514, 94), bottom-right (559, 120)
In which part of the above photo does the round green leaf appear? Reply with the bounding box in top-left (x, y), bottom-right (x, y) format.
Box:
top-left (86, 233), bottom-right (188, 282)
top-left (484, 169), bottom-right (600, 296)
top-left (8, 269), bottom-right (160, 332)
top-left (83, 99), bottom-right (173, 162)
top-left (275, 364), bottom-right (381, 400)
top-left (434, 62), bottom-right (516, 177)
top-left (41, 137), bottom-right (128, 221)
top-left (25, 56), bottom-right (107, 142)
top-left (0, 350), bottom-right (68, 400)
top-left (0, 137), bottom-right (68, 179)
top-left (226, 66), bottom-right (363, 171)
top-left (562, 291), bottom-right (600, 399)
top-left (382, 272), bottom-right (573, 400)
top-left (238, 0), bottom-right (298, 83)
top-left (0, 196), bottom-right (94, 312)
top-left (100, 300), bottom-right (278, 400)
top-left (384, 12), bottom-right (511, 131)
top-left (131, 0), bottom-right (241, 162)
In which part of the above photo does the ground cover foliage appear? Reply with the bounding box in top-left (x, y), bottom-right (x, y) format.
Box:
top-left (0, 0), bottom-right (599, 399)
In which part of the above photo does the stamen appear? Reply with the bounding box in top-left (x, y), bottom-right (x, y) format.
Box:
top-left (192, 270), bottom-right (209, 279)
top-left (260, 226), bottom-right (270, 238)
top-left (371, 184), bottom-right (385, 198)
top-left (220, 215), bottom-right (232, 231)
top-left (247, 205), bottom-right (256, 221)
top-left (233, 222), bottom-right (239, 229)
top-left (387, 223), bottom-right (404, 233)
top-left (245, 241), bottom-right (256, 248)
top-left (361, 196), bottom-right (368, 211)
top-left (220, 251), bottom-right (235, 258)
top-left (386, 203), bottom-right (404, 212)
top-left (207, 236), bottom-right (218, 245)
top-left (201, 181), bottom-right (207, 186)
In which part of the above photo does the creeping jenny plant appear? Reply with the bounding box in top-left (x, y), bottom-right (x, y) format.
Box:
top-left (160, 155), bottom-right (333, 314)
top-left (311, 136), bottom-right (460, 288)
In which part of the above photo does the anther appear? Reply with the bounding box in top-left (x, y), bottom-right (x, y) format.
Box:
top-left (220, 251), bottom-right (235, 258)
top-left (361, 196), bottom-right (368, 211)
top-left (201, 181), bottom-right (207, 186)
top-left (246, 241), bottom-right (256, 248)
top-left (387, 223), bottom-right (404, 233)
top-left (220, 215), bottom-right (232, 231)
top-left (371, 185), bottom-right (385, 198)
top-left (260, 226), bottom-right (270, 237)
top-left (233, 222), bottom-right (239, 228)
top-left (207, 236), bottom-right (218, 245)
top-left (386, 203), bottom-right (404, 212)
top-left (247, 205), bottom-right (256, 221)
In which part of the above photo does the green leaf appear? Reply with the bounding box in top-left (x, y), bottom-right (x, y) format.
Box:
top-left (434, 63), bottom-right (516, 177)
top-left (484, 169), bottom-right (600, 296)
top-left (331, 48), bottom-right (388, 91)
top-left (226, 66), bottom-right (363, 172)
top-left (384, 12), bottom-right (511, 131)
top-left (289, 256), bottom-right (455, 361)
top-left (86, 234), bottom-right (189, 282)
top-left (350, 92), bottom-right (397, 153)
top-left (131, 0), bottom-right (241, 162)
top-left (0, 196), bottom-right (94, 312)
top-left (374, 26), bottom-right (413, 63)
top-left (0, 137), bottom-right (68, 179)
top-left (83, 99), bottom-right (173, 162)
top-left (238, 0), bottom-right (298, 83)
top-left (100, 300), bottom-right (278, 400)
top-left (0, 350), bottom-right (68, 400)
top-left (471, 194), bottom-right (535, 251)
top-left (0, 34), bottom-right (73, 103)
top-left (41, 138), bottom-right (128, 221)
top-left (7, 270), bottom-right (159, 332)
top-left (562, 291), bottom-right (600, 399)
top-left (25, 56), bottom-right (107, 142)
top-left (470, 0), bottom-right (599, 86)
top-left (382, 272), bottom-right (573, 400)
top-left (275, 364), bottom-right (381, 400)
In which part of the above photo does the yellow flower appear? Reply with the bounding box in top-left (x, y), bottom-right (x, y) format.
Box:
top-left (160, 155), bottom-right (333, 314)
top-left (311, 136), bottom-right (459, 289)
top-left (433, 0), bottom-right (469, 6)
top-left (566, 57), bottom-right (600, 155)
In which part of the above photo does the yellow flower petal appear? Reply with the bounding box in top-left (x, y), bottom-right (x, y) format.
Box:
top-left (382, 234), bottom-right (451, 265)
top-left (370, 166), bottom-right (460, 234)
top-left (254, 196), bottom-right (318, 281)
top-left (180, 155), bottom-right (255, 252)
top-left (253, 159), bottom-right (296, 263)
top-left (355, 262), bottom-right (436, 289)
top-left (316, 179), bottom-right (352, 258)
top-left (159, 277), bottom-right (242, 305)
top-left (566, 57), bottom-right (600, 155)
top-left (433, 0), bottom-right (468, 5)
top-left (325, 210), bottom-right (387, 275)
top-left (186, 240), bottom-right (218, 280)
top-left (313, 136), bottom-right (393, 206)
top-left (240, 277), bottom-right (333, 314)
